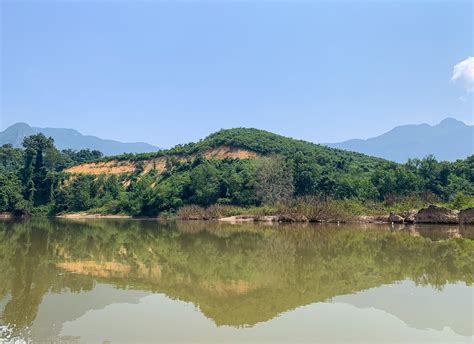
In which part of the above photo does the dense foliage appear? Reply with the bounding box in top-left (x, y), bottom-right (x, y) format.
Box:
top-left (0, 129), bottom-right (472, 216)
top-left (0, 139), bottom-right (102, 213)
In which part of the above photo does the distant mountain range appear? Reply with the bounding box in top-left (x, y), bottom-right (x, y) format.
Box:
top-left (326, 118), bottom-right (473, 162)
top-left (0, 122), bottom-right (160, 156)
top-left (1, 118), bottom-right (472, 161)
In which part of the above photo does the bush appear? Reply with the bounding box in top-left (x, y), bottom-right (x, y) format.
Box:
top-left (449, 192), bottom-right (474, 210)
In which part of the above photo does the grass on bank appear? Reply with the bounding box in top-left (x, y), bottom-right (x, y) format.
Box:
top-left (27, 193), bottom-right (474, 219)
top-left (175, 194), bottom-right (474, 221)
top-left (174, 195), bottom-right (469, 222)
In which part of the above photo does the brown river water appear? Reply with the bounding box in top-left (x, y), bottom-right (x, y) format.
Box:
top-left (0, 219), bottom-right (473, 343)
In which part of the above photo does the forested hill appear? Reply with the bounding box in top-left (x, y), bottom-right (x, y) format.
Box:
top-left (64, 128), bottom-right (386, 178)
top-left (0, 128), bottom-right (473, 216)
top-left (93, 128), bottom-right (384, 165)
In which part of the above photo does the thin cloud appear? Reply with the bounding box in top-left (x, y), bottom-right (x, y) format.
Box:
top-left (451, 56), bottom-right (474, 92)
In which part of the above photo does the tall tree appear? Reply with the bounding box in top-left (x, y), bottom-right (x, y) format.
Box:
top-left (255, 156), bottom-right (294, 205)
top-left (21, 134), bottom-right (57, 206)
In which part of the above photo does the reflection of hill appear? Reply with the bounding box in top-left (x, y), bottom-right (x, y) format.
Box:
top-left (0, 219), bottom-right (473, 338)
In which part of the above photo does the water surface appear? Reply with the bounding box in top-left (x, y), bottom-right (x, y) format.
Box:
top-left (0, 219), bottom-right (473, 343)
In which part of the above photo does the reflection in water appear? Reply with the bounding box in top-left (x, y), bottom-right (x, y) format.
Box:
top-left (335, 280), bottom-right (473, 337)
top-left (0, 219), bottom-right (473, 343)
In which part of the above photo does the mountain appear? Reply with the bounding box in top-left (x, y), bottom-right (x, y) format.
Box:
top-left (0, 122), bottom-right (160, 156)
top-left (326, 118), bottom-right (473, 162)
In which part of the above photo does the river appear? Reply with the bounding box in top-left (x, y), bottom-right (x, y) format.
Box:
top-left (0, 219), bottom-right (473, 343)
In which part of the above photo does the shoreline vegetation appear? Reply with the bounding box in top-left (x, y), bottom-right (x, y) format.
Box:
top-left (51, 195), bottom-right (474, 225)
top-left (1, 130), bottom-right (473, 225)
top-left (3, 201), bottom-right (473, 225)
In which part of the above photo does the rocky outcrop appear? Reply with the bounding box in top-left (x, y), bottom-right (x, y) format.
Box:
top-left (356, 215), bottom-right (390, 223)
top-left (389, 213), bottom-right (404, 223)
top-left (459, 208), bottom-right (474, 224)
top-left (415, 205), bottom-right (459, 224)
top-left (403, 210), bottom-right (417, 223)
top-left (277, 214), bottom-right (309, 223)
top-left (219, 215), bottom-right (279, 223)
top-left (219, 214), bottom-right (309, 223)
top-left (218, 207), bottom-right (465, 225)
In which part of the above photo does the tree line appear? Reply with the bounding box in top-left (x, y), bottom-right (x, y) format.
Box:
top-left (0, 130), bottom-right (473, 216)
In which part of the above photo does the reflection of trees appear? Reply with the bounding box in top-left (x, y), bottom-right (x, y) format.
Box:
top-left (0, 219), bottom-right (94, 334)
top-left (0, 219), bottom-right (473, 331)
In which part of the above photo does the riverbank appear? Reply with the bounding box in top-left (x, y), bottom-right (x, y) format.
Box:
top-left (2, 204), bottom-right (473, 225)
top-left (217, 214), bottom-right (392, 224)
top-left (176, 203), bottom-right (474, 225)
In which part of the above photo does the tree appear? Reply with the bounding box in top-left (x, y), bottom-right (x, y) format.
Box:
top-left (69, 176), bottom-right (94, 211)
top-left (292, 151), bottom-right (322, 196)
top-left (21, 134), bottom-right (59, 206)
top-left (61, 149), bottom-right (103, 167)
top-left (125, 174), bottom-right (159, 216)
top-left (0, 144), bottom-right (24, 172)
top-left (0, 173), bottom-right (26, 213)
top-left (219, 160), bottom-right (258, 205)
top-left (189, 162), bottom-right (221, 206)
top-left (255, 156), bottom-right (294, 205)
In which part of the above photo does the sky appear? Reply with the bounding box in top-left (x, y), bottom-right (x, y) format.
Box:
top-left (1, 0), bottom-right (473, 148)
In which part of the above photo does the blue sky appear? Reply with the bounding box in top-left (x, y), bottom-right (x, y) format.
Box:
top-left (1, 0), bottom-right (472, 148)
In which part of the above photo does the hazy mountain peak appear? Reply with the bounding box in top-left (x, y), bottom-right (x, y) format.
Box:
top-left (8, 122), bottom-right (31, 129)
top-left (326, 118), bottom-right (473, 162)
top-left (0, 123), bottom-right (160, 156)
top-left (437, 117), bottom-right (465, 126)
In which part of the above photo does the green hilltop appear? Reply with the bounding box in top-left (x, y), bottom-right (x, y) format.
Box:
top-left (108, 127), bottom-right (383, 165)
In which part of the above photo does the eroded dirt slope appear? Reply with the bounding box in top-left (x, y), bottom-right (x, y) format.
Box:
top-left (64, 146), bottom-right (259, 175)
